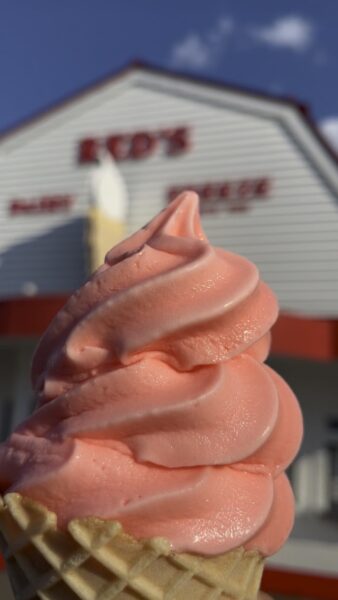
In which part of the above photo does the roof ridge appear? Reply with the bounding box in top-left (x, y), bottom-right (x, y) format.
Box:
top-left (0, 59), bottom-right (336, 166)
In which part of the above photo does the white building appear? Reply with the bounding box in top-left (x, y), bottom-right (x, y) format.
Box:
top-left (0, 62), bottom-right (337, 599)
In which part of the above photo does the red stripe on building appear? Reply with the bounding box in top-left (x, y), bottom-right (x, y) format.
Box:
top-left (271, 313), bottom-right (338, 361)
top-left (0, 296), bottom-right (68, 337)
top-left (262, 567), bottom-right (338, 599)
top-left (1, 298), bottom-right (338, 362)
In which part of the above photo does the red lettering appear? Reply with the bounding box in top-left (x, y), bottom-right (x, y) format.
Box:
top-left (168, 186), bottom-right (197, 203)
top-left (63, 196), bottom-right (73, 209)
top-left (23, 202), bottom-right (36, 213)
top-left (40, 197), bottom-right (50, 211)
top-left (105, 135), bottom-right (128, 161)
top-left (166, 178), bottom-right (272, 212)
top-left (130, 132), bottom-right (157, 159)
top-left (229, 204), bottom-right (248, 212)
top-left (79, 126), bottom-right (190, 163)
top-left (201, 202), bottom-right (218, 215)
top-left (237, 180), bottom-right (254, 199)
top-left (200, 184), bottom-right (215, 200)
top-left (43, 197), bottom-right (57, 211)
top-left (9, 200), bottom-right (23, 215)
top-left (219, 184), bottom-right (230, 199)
top-left (163, 128), bottom-right (189, 155)
top-left (78, 138), bottom-right (98, 163)
top-left (9, 196), bottom-right (73, 216)
top-left (255, 178), bottom-right (270, 197)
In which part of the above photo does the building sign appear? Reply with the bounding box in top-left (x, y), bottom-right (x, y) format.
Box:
top-left (78, 127), bottom-right (190, 163)
top-left (9, 195), bottom-right (74, 216)
top-left (167, 178), bottom-right (271, 212)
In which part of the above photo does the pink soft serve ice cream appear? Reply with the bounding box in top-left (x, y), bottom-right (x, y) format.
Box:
top-left (0, 192), bottom-right (303, 556)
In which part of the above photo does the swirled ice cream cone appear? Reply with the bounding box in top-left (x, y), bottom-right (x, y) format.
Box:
top-left (0, 193), bottom-right (302, 600)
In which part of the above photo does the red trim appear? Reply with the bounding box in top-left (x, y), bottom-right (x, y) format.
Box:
top-left (0, 60), bottom-right (337, 168)
top-left (271, 314), bottom-right (338, 361)
top-left (262, 567), bottom-right (338, 599)
top-left (0, 296), bottom-right (68, 337)
top-left (1, 299), bottom-right (338, 362)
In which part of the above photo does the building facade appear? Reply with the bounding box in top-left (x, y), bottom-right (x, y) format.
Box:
top-left (0, 62), bottom-right (338, 599)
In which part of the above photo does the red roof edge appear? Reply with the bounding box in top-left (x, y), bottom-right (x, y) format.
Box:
top-left (1, 59), bottom-right (337, 168)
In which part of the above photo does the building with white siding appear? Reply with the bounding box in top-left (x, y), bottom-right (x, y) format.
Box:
top-left (0, 62), bottom-right (337, 599)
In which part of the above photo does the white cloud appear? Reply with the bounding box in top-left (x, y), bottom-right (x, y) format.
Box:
top-left (319, 117), bottom-right (338, 153)
top-left (170, 34), bottom-right (211, 69)
top-left (251, 15), bottom-right (314, 52)
top-left (207, 17), bottom-right (234, 44)
top-left (170, 17), bottom-right (234, 70)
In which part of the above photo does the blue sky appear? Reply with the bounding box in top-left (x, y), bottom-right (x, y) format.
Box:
top-left (1, 0), bottom-right (338, 148)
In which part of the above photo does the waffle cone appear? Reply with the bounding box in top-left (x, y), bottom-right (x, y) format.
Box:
top-left (0, 493), bottom-right (264, 600)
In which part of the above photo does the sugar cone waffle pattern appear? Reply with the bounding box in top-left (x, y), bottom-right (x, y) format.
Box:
top-left (0, 493), bottom-right (264, 600)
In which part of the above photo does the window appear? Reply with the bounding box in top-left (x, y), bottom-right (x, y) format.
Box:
top-left (0, 395), bottom-right (13, 442)
top-left (327, 443), bottom-right (338, 515)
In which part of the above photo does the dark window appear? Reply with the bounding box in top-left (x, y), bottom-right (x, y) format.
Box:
top-left (0, 395), bottom-right (13, 442)
top-left (327, 443), bottom-right (338, 514)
